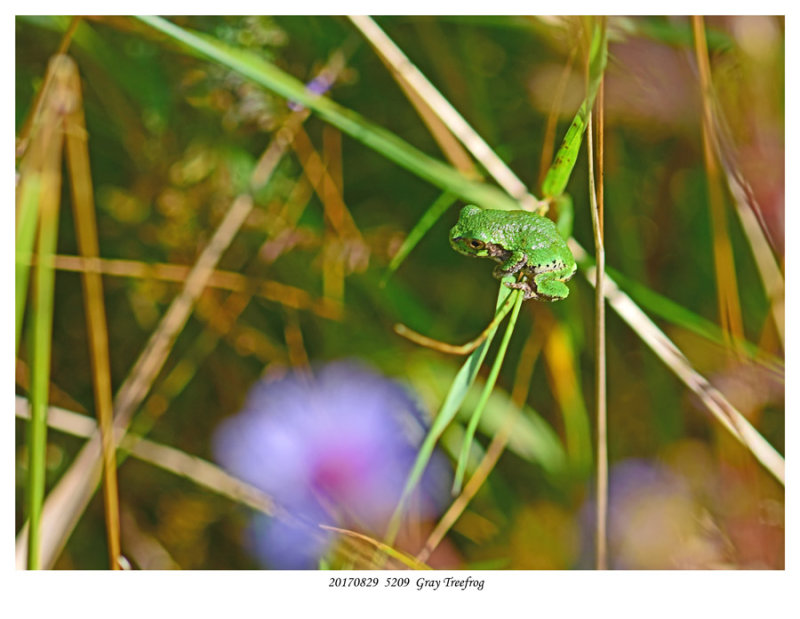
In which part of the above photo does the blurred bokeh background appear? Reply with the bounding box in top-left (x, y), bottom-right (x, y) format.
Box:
top-left (15, 15), bottom-right (784, 569)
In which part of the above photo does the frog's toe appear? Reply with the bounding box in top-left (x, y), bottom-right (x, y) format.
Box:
top-left (504, 279), bottom-right (537, 300)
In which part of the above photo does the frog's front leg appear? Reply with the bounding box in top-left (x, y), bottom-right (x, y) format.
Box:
top-left (491, 250), bottom-right (527, 280)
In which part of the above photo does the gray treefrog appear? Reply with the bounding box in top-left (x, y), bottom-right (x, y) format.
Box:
top-left (449, 205), bottom-right (577, 301)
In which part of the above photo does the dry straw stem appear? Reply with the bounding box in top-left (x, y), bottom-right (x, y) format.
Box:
top-left (62, 54), bottom-right (122, 569)
top-left (51, 255), bottom-right (342, 319)
top-left (15, 18), bottom-right (80, 160)
top-left (347, 20), bottom-right (478, 178)
top-left (693, 17), bottom-right (746, 351)
top-left (587, 110), bottom-right (607, 570)
top-left (348, 15), bottom-right (542, 212)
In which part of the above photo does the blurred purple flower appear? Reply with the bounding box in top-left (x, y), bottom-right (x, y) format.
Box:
top-left (288, 73), bottom-right (334, 111)
top-left (213, 361), bottom-right (450, 569)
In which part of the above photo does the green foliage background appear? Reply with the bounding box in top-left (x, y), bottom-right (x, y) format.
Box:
top-left (15, 16), bottom-right (784, 569)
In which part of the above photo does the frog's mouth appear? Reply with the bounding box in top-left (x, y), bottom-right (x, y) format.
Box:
top-left (485, 242), bottom-right (512, 264)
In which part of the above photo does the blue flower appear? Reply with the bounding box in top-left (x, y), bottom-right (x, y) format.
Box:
top-left (213, 361), bottom-right (449, 568)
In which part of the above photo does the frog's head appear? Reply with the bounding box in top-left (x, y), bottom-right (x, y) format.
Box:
top-left (449, 205), bottom-right (491, 257)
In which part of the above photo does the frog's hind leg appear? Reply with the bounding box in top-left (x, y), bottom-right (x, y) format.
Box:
top-left (531, 271), bottom-right (570, 301)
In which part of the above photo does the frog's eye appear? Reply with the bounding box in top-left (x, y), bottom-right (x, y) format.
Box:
top-left (467, 239), bottom-right (485, 250)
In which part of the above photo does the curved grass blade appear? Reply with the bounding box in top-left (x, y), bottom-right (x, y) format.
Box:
top-left (319, 525), bottom-right (432, 570)
top-left (382, 191), bottom-right (457, 285)
top-left (541, 19), bottom-right (608, 198)
top-left (136, 16), bottom-right (522, 212)
top-left (394, 290), bottom-right (516, 355)
top-left (383, 283), bottom-right (514, 545)
top-left (452, 289), bottom-right (524, 494)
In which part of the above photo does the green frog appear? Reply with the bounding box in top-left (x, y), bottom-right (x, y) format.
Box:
top-left (449, 205), bottom-right (577, 301)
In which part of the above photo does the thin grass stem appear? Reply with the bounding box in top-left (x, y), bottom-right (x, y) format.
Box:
top-left (587, 109), bottom-right (607, 570)
top-left (15, 17), bottom-right (80, 160)
top-left (14, 397), bottom-right (276, 517)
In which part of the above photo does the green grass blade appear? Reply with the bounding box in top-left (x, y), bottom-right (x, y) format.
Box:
top-left (384, 283), bottom-right (515, 545)
top-left (546, 322), bottom-right (593, 477)
top-left (452, 288), bottom-right (524, 493)
top-left (321, 525), bottom-right (432, 570)
top-left (27, 169), bottom-right (61, 570)
top-left (16, 175), bottom-right (41, 355)
top-left (571, 251), bottom-right (778, 366)
top-left (608, 266), bottom-right (762, 356)
top-left (409, 356), bottom-right (568, 476)
top-left (631, 16), bottom-right (733, 51)
top-left (541, 20), bottom-right (608, 198)
top-left (382, 191), bottom-right (457, 285)
top-left (136, 16), bottom-right (522, 212)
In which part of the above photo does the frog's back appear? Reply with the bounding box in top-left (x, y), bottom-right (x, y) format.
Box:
top-left (502, 210), bottom-right (563, 250)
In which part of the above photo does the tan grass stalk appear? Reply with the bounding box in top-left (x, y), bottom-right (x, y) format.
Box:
top-left (62, 55), bottom-right (122, 569)
top-left (51, 255), bottom-right (342, 319)
top-left (693, 16), bottom-right (746, 350)
top-left (587, 109), bottom-right (607, 570)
